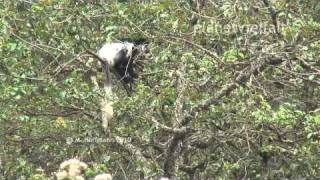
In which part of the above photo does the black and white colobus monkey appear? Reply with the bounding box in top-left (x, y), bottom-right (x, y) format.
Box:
top-left (95, 38), bottom-right (148, 93)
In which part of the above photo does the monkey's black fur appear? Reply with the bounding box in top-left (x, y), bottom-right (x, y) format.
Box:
top-left (98, 38), bottom-right (148, 94)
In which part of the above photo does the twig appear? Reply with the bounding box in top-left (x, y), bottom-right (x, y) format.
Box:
top-left (169, 35), bottom-right (224, 65)
top-left (262, 0), bottom-right (280, 36)
top-left (10, 31), bottom-right (65, 54)
top-left (0, 73), bottom-right (46, 81)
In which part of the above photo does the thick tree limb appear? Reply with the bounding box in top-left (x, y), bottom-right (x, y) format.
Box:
top-left (114, 136), bottom-right (148, 163)
top-left (151, 118), bottom-right (190, 135)
top-left (162, 0), bottom-right (205, 178)
top-left (185, 57), bottom-right (284, 125)
top-left (163, 133), bottom-right (186, 178)
top-left (163, 56), bottom-right (284, 178)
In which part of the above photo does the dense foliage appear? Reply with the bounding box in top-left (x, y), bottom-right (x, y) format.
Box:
top-left (0, 0), bottom-right (319, 179)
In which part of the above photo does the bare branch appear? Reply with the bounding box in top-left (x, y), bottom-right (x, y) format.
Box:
top-left (262, 0), bottom-right (280, 35)
top-left (151, 118), bottom-right (189, 135)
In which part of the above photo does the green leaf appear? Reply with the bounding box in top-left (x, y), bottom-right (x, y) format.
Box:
top-left (308, 74), bottom-right (315, 81)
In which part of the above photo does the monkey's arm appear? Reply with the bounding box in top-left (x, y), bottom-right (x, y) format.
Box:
top-left (86, 49), bottom-right (111, 86)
